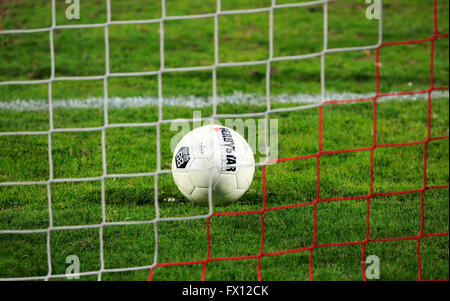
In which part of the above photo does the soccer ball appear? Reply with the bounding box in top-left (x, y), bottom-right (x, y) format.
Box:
top-left (171, 124), bottom-right (255, 205)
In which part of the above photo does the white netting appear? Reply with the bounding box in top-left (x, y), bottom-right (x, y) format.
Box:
top-left (0, 0), bottom-right (383, 280)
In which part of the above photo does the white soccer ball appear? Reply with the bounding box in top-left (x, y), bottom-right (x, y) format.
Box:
top-left (171, 124), bottom-right (255, 205)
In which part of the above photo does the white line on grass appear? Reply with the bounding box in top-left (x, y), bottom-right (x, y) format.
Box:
top-left (0, 91), bottom-right (448, 112)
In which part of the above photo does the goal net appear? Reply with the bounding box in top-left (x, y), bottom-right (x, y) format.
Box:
top-left (0, 0), bottom-right (448, 281)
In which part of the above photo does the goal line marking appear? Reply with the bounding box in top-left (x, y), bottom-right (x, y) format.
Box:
top-left (0, 91), bottom-right (448, 111)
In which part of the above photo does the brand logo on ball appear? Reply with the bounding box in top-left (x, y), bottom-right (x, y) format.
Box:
top-left (216, 127), bottom-right (237, 172)
top-left (175, 147), bottom-right (190, 168)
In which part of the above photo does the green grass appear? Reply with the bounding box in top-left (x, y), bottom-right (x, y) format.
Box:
top-left (0, 0), bottom-right (449, 281)
top-left (0, 100), bottom-right (448, 281)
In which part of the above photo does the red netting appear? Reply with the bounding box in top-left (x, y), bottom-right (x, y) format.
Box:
top-left (149, 0), bottom-right (449, 281)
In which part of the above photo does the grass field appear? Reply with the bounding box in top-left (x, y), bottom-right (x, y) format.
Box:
top-left (0, 0), bottom-right (449, 281)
